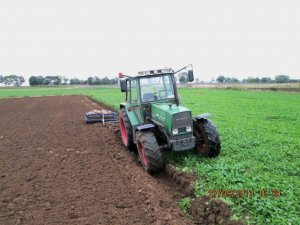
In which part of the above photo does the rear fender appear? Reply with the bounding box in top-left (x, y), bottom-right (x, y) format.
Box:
top-left (120, 104), bottom-right (139, 127)
top-left (119, 103), bottom-right (141, 144)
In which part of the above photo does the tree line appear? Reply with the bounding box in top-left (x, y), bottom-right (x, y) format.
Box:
top-left (1, 74), bottom-right (299, 86)
top-left (28, 76), bottom-right (118, 86)
top-left (216, 75), bottom-right (299, 84)
top-left (178, 73), bottom-right (299, 84)
top-left (0, 75), bottom-right (25, 86)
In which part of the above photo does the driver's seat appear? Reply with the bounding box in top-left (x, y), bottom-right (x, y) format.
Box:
top-left (143, 93), bottom-right (154, 102)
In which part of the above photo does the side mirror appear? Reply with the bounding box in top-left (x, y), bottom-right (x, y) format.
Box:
top-left (120, 79), bottom-right (127, 92)
top-left (188, 70), bottom-right (194, 82)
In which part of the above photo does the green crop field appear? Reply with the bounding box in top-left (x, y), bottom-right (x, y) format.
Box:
top-left (1, 86), bottom-right (299, 224)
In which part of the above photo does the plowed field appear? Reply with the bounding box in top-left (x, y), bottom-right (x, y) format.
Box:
top-left (0, 96), bottom-right (193, 225)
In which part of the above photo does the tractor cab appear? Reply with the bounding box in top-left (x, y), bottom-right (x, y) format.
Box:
top-left (139, 73), bottom-right (175, 103)
top-left (119, 67), bottom-right (193, 106)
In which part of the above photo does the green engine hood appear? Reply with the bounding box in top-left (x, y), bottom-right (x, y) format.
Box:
top-left (151, 103), bottom-right (192, 134)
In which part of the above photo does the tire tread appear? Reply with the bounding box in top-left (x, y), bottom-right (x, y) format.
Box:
top-left (136, 131), bottom-right (163, 173)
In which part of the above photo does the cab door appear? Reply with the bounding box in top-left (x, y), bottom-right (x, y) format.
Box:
top-left (129, 79), bottom-right (144, 124)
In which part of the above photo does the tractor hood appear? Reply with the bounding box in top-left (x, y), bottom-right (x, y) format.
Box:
top-left (151, 103), bottom-right (193, 135)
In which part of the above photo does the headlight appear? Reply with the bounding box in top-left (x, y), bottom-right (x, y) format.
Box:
top-left (173, 128), bottom-right (178, 135)
top-left (186, 126), bottom-right (192, 132)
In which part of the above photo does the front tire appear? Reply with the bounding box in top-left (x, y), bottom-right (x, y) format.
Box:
top-left (136, 131), bottom-right (163, 173)
top-left (193, 119), bottom-right (221, 157)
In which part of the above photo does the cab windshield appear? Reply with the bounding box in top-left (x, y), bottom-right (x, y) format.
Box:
top-left (139, 75), bottom-right (175, 102)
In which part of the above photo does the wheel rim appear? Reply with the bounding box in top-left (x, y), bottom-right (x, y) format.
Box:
top-left (137, 141), bottom-right (148, 166)
top-left (119, 116), bottom-right (128, 146)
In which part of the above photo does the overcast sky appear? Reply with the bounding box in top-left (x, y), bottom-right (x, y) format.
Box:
top-left (0, 0), bottom-right (300, 84)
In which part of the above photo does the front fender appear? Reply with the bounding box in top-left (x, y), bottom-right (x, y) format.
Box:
top-left (120, 103), bottom-right (126, 109)
top-left (137, 124), bottom-right (155, 131)
top-left (193, 113), bottom-right (212, 122)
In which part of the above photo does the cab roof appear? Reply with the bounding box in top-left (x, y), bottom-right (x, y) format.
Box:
top-left (137, 68), bottom-right (174, 76)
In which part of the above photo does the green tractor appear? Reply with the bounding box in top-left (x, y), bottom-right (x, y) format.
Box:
top-left (118, 65), bottom-right (221, 173)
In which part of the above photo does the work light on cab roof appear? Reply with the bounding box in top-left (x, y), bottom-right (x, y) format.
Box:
top-left (118, 64), bottom-right (221, 174)
top-left (138, 68), bottom-right (174, 76)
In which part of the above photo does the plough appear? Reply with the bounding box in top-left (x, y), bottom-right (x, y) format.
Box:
top-left (85, 109), bottom-right (118, 124)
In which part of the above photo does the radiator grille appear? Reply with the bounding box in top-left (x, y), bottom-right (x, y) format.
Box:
top-left (172, 111), bottom-right (192, 129)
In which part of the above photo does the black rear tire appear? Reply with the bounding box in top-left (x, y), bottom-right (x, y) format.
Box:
top-left (136, 131), bottom-right (164, 174)
top-left (119, 109), bottom-right (135, 150)
top-left (193, 119), bottom-right (221, 157)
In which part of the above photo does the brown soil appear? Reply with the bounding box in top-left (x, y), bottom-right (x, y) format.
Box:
top-left (0, 96), bottom-right (192, 225)
top-left (188, 196), bottom-right (244, 225)
top-left (0, 95), bottom-right (242, 225)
